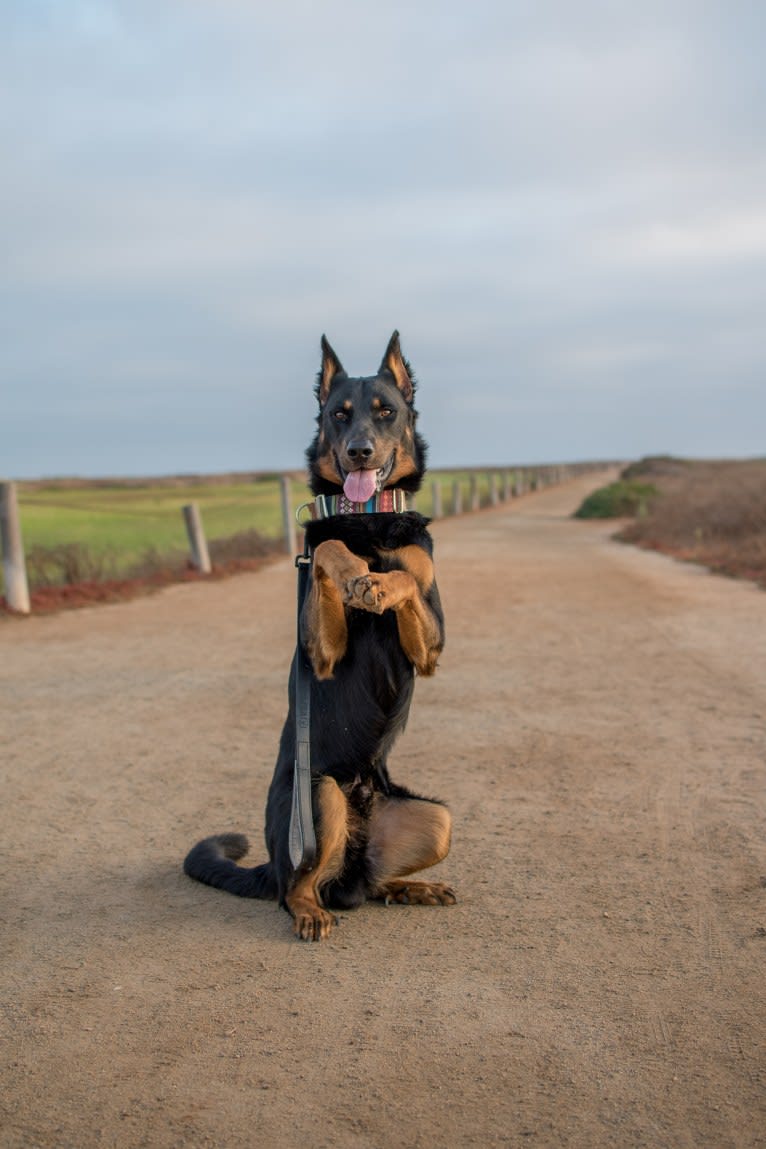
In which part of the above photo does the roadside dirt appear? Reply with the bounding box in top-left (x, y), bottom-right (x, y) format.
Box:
top-left (2, 471), bottom-right (764, 1149)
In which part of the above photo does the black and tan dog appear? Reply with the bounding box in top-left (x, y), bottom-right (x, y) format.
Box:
top-left (183, 332), bottom-right (454, 941)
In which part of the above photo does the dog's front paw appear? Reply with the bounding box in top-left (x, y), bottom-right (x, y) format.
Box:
top-left (344, 575), bottom-right (386, 613)
top-left (292, 905), bottom-right (339, 942)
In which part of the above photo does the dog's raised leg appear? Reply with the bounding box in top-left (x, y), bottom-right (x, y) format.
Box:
top-left (303, 540), bottom-right (371, 679)
top-left (285, 776), bottom-right (350, 941)
top-left (344, 545), bottom-right (443, 676)
top-left (366, 795), bottom-right (456, 906)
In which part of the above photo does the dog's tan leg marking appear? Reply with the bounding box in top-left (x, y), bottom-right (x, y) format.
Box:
top-left (304, 540), bottom-right (371, 679)
top-left (388, 546), bottom-right (435, 592)
top-left (286, 776), bottom-right (349, 942)
top-left (367, 797), bottom-right (456, 906)
top-left (314, 539), bottom-right (371, 586)
top-left (385, 547), bottom-right (443, 675)
top-left (303, 577), bottom-right (347, 680)
top-left (392, 586), bottom-right (443, 676)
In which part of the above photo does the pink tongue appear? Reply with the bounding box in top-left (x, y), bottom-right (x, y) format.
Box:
top-left (344, 468), bottom-right (378, 503)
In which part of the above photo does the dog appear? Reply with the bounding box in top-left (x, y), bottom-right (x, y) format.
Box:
top-left (183, 332), bottom-right (454, 940)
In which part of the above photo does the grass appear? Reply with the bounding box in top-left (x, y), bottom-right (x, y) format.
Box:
top-left (6, 475), bottom-right (305, 595)
top-left (17, 477), bottom-right (303, 565)
top-left (575, 456), bottom-right (766, 587)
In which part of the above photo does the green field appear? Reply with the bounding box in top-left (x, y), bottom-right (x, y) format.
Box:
top-left (5, 467), bottom-right (545, 592)
top-left (17, 478), bottom-right (303, 561)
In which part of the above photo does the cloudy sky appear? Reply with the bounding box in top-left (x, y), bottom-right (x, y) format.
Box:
top-left (2, 0), bottom-right (764, 478)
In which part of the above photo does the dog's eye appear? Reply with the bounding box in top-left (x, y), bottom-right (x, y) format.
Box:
top-left (378, 407), bottom-right (394, 419)
top-left (333, 409), bottom-right (349, 422)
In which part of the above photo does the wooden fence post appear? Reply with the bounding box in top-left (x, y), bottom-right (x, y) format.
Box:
top-left (0, 481), bottom-right (31, 614)
top-left (432, 481), bottom-right (442, 520)
top-left (452, 480), bottom-right (462, 515)
top-left (470, 474), bottom-right (480, 512)
top-left (182, 503), bottom-right (212, 574)
top-left (503, 471), bottom-right (512, 501)
top-left (489, 473), bottom-right (500, 507)
top-left (280, 475), bottom-right (297, 556)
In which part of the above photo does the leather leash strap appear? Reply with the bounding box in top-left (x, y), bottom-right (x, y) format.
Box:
top-left (288, 545), bottom-right (317, 872)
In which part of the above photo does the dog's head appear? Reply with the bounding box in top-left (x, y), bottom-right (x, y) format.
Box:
top-left (306, 331), bottom-right (427, 498)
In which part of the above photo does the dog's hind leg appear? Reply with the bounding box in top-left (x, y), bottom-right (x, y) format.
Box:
top-left (366, 795), bottom-right (456, 906)
top-left (285, 776), bottom-right (350, 941)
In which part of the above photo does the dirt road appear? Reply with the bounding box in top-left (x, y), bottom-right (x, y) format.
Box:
top-left (2, 472), bottom-right (764, 1149)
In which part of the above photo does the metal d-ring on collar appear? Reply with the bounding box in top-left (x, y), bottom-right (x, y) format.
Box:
top-left (288, 541), bottom-right (317, 873)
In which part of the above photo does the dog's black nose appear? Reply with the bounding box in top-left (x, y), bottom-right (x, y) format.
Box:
top-left (346, 439), bottom-right (374, 461)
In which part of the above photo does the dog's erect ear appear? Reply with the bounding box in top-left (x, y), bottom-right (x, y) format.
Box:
top-left (379, 330), bottom-right (414, 403)
top-left (318, 335), bottom-right (345, 405)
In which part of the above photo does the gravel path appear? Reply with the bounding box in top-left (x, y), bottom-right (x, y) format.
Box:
top-left (2, 471), bottom-right (764, 1149)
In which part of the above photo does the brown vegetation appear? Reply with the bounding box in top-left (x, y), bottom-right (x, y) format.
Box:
top-left (617, 456), bottom-right (766, 587)
top-left (2, 531), bottom-right (283, 616)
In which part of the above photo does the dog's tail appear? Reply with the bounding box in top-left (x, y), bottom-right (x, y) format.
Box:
top-left (183, 833), bottom-right (277, 900)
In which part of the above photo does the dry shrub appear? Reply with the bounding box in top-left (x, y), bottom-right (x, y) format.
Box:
top-left (26, 543), bottom-right (118, 588)
top-left (10, 528), bottom-right (284, 615)
top-left (208, 529), bottom-right (281, 564)
top-left (125, 546), bottom-right (187, 582)
top-left (618, 458), bottom-right (766, 585)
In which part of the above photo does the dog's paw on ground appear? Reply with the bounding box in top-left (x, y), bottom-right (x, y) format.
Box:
top-left (292, 905), bottom-right (340, 942)
top-left (379, 879), bottom-right (457, 906)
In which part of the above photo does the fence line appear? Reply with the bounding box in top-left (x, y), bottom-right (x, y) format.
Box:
top-left (3, 463), bottom-right (618, 614)
top-left (427, 461), bottom-right (621, 520)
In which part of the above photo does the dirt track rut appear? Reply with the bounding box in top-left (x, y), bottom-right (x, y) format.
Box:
top-left (2, 471), bottom-right (765, 1149)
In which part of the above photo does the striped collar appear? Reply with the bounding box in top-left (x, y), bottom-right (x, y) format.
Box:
top-left (298, 488), bottom-right (409, 523)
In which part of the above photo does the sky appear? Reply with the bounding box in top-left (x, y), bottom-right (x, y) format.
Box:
top-left (2, 0), bottom-right (765, 478)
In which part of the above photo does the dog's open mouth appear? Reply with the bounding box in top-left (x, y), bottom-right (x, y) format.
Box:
top-left (340, 452), bottom-right (395, 502)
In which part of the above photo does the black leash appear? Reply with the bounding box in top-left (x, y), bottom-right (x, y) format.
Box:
top-left (288, 540), bottom-right (317, 872)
